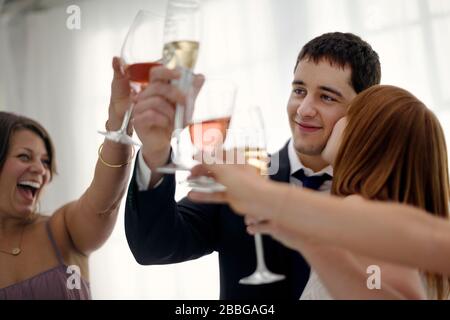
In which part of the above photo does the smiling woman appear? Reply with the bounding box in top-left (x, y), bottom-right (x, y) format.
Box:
top-left (0, 57), bottom-right (134, 300)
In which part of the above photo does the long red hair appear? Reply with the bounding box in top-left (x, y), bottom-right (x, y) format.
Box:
top-left (332, 85), bottom-right (450, 299)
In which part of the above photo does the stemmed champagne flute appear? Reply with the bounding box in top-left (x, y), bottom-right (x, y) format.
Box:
top-left (98, 10), bottom-right (164, 145)
top-left (236, 106), bottom-right (286, 285)
top-left (157, 0), bottom-right (201, 174)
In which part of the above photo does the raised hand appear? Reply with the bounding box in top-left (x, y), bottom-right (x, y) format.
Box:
top-left (188, 162), bottom-right (266, 214)
top-left (132, 65), bottom-right (204, 170)
top-left (107, 57), bottom-right (132, 132)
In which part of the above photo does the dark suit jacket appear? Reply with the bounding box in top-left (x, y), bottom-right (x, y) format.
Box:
top-left (124, 141), bottom-right (310, 299)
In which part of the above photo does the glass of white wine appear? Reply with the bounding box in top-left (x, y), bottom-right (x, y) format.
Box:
top-left (234, 106), bottom-right (286, 285)
top-left (157, 0), bottom-right (201, 174)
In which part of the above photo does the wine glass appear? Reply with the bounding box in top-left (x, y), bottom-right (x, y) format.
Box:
top-left (234, 106), bottom-right (286, 285)
top-left (157, 0), bottom-right (201, 174)
top-left (98, 10), bottom-right (164, 145)
top-left (183, 78), bottom-right (237, 193)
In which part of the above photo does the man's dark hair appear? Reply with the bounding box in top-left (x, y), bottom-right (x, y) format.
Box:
top-left (295, 32), bottom-right (381, 93)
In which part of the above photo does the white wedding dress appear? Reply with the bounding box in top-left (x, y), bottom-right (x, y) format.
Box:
top-left (300, 269), bottom-right (432, 300)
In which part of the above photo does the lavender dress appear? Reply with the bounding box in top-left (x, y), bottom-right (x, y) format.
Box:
top-left (0, 222), bottom-right (91, 300)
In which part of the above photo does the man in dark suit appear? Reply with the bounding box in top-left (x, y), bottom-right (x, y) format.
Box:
top-left (124, 32), bottom-right (381, 299)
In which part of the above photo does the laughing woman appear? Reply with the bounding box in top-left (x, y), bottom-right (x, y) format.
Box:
top-left (0, 57), bottom-right (132, 299)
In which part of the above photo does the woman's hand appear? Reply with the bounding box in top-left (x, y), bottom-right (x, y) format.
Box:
top-left (107, 57), bottom-right (132, 131)
top-left (188, 163), bottom-right (271, 216)
top-left (245, 216), bottom-right (310, 252)
top-left (188, 160), bottom-right (315, 250)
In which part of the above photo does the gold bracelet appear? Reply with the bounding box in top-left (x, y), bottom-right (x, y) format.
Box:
top-left (98, 143), bottom-right (135, 168)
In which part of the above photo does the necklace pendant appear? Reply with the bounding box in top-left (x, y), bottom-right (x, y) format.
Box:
top-left (12, 248), bottom-right (21, 256)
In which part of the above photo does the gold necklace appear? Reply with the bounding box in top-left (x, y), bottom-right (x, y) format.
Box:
top-left (0, 223), bottom-right (26, 256)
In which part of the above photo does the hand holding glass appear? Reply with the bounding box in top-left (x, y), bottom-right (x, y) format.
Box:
top-left (157, 0), bottom-right (201, 173)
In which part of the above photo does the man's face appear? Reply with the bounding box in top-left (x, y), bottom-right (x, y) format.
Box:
top-left (287, 58), bottom-right (357, 157)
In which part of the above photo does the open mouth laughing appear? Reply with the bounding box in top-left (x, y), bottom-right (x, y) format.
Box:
top-left (17, 180), bottom-right (41, 202)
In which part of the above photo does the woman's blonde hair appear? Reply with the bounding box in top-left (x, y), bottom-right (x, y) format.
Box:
top-left (332, 85), bottom-right (450, 299)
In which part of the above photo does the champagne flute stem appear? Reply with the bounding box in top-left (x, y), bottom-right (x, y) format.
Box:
top-left (174, 104), bottom-right (184, 130)
top-left (173, 68), bottom-right (193, 130)
top-left (254, 233), bottom-right (268, 271)
top-left (170, 105), bottom-right (184, 164)
top-left (120, 103), bottom-right (135, 133)
top-left (171, 68), bottom-right (191, 164)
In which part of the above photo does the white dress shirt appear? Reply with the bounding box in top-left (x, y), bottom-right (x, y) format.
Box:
top-left (135, 150), bottom-right (165, 191)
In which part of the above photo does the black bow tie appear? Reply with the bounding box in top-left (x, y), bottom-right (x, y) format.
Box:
top-left (292, 169), bottom-right (332, 190)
